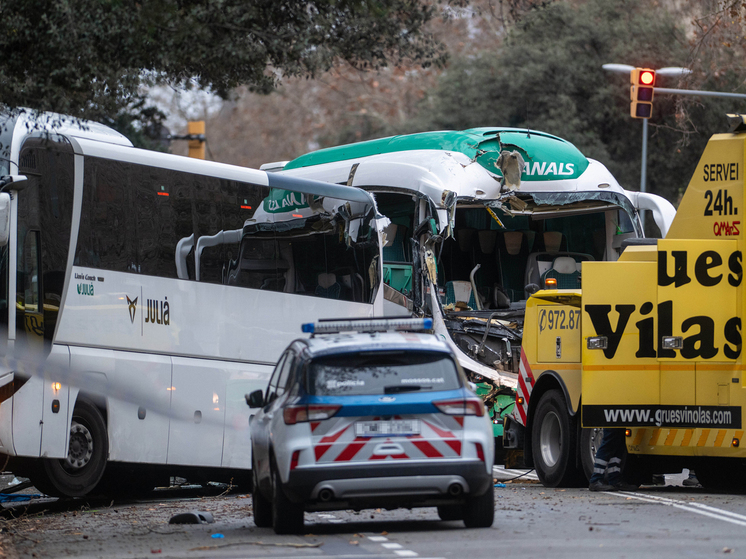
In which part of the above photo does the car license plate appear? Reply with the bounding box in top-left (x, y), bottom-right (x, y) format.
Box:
top-left (355, 419), bottom-right (421, 437)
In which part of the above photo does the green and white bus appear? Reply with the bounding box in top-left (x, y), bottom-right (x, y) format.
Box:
top-left (264, 128), bottom-right (676, 457)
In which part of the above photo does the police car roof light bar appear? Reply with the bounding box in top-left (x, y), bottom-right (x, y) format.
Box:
top-left (302, 317), bottom-right (433, 335)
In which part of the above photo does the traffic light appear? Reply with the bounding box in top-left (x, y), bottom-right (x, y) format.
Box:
top-left (630, 68), bottom-right (655, 119)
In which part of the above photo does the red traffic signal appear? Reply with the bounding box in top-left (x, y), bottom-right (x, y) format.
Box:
top-left (630, 68), bottom-right (656, 119)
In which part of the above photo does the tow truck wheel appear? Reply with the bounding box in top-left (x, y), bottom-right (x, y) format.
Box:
top-left (531, 389), bottom-right (584, 487)
top-left (580, 427), bottom-right (604, 482)
top-left (696, 459), bottom-right (746, 492)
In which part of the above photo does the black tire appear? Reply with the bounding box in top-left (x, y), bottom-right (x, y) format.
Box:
top-left (437, 505), bottom-right (463, 521)
top-left (580, 427), bottom-right (604, 482)
top-left (462, 488), bottom-right (494, 528)
top-left (30, 399), bottom-right (108, 498)
top-left (696, 459), bottom-right (746, 492)
top-left (494, 437), bottom-right (506, 466)
top-left (531, 389), bottom-right (584, 488)
top-left (252, 457), bottom-right (272, 528)
top-left (271, 464), bottom-right (304, 534)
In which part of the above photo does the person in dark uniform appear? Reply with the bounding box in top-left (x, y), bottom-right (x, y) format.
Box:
top-left (589, 428), bottom-right (638, 491)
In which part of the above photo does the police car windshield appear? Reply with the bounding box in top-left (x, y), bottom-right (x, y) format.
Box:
top-left (308, 351), bottom-right (461, 396)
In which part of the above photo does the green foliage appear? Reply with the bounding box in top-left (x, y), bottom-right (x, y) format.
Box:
top-left (412, 0), bottom-right (746, 205)
top-left (0, 0), bottom-right (444, 121)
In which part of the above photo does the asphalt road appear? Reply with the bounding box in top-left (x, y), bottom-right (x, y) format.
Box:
top-left (2, 469), bottom-right (746, 559)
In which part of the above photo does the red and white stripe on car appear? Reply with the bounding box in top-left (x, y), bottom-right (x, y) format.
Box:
top-left (310, 414), bottom-right (464, 463)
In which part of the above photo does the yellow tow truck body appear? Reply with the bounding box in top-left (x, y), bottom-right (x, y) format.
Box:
top-left (580, 119), bottom-right (746, 485)
top-left (506, 116), bottom-right (746, 488)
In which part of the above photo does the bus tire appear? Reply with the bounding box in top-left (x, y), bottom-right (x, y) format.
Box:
top-left (252, 457), bottom-right (272, 528)
top-left (531, 389), bottom-right (584, 488)
top-left (36, 399), bottom-right (108, 498)
top-left (271, 462), bottom-right (304, 534)
top-left (580, 427), bottom-right (604, 482)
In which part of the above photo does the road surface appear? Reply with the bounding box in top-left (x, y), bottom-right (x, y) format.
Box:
top-left (2, 469), bottom-right (744, 559)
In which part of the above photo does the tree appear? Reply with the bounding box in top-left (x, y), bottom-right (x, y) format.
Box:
top-left (0, 0), bottom-right (445, 124)
top-left (412, 0), bottom-right (746, 206)
top-left (174, 0), bottom-right (509, 166)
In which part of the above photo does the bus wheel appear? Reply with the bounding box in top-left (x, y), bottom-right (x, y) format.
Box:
top-left (531, 389), bottom-right (584, 487)
top-left (37, 399), bottom-right (108, 498)
top-left (580, 427), bottom-right (604, 482)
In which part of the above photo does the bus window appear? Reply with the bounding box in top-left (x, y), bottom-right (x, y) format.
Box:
top-left (134, 165), bottom-right (181, 279)
top-left (18, 139), bottom-right (74, 347)
top-left (76, 157), bottom-right (137, 272)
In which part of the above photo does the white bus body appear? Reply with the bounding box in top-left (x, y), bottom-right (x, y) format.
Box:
top-left (0, 110), bottom-right (383, 497)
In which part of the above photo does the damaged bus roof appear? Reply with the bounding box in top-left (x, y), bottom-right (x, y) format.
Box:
top-left (280, 128), bottom-right (625, 201)
top-left (277, 128), bottom-right (676, 237)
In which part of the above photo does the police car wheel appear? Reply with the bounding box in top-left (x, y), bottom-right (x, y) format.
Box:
top-left (462, 487), bottom-right (494, 528)
top-left (531, 389), bottom-right (584, 487)
top-left (437, 505), bottom-right (463, 521)
top-left (271, 464), bottom-right (304, 534)
top-left (252, 457), bottom-right (272, 528)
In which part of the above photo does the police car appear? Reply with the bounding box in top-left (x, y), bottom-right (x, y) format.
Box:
top-left (246, 318), bottom-right (495, 534)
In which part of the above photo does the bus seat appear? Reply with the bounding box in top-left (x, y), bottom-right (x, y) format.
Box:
top-left (382, 224), bottom-right (408, 262)
top-left (523, 230), bottom-right (536, 253)
top-left (457, 228), bottom-right (476, 252)
top-left (315, 272), bottom-right (342, 299)
top-left (333, 268), bottom-right (365, 302)
top-left (503, 231), bottom-right (523, 255)
top-left (497, 231), bottom-right (529, 302)
top-left (541, 256), bottom-right (581, 289)
top-left (445, 280), bottom-right (476, 309)
top-left (543, 231), bottom-right (564, 253)
top-left (478, 230), bottom-right (497, 254)
top-left (526, 252), bottom-right (593, 294)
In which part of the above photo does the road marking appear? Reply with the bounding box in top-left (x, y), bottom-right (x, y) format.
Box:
top-left (609, 491), bottom-right (746, 527)
top-left (364, 534), bottom-right (440, 558)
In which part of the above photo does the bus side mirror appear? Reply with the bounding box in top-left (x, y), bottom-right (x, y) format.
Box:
top-left (245, 389), bottom-right (264, 409)
top-left (0, 192), bottom-right (11, 247)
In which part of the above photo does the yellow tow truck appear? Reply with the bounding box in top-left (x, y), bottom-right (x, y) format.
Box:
top-left (504, 114), bottom-right (746, 489)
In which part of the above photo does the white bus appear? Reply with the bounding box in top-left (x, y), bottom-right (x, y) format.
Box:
top-left (0, 109), bottom-right (383, 497)
top-left (266, 128), bottom-right (676, 460)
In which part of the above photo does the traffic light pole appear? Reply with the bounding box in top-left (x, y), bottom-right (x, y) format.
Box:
top-left (654, 87), bottom-right (746, 100)
top-left (641, 119), bottom-right (648, 193)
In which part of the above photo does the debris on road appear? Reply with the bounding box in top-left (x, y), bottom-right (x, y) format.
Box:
top-left (168, 511), bottom-right (215, 524)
